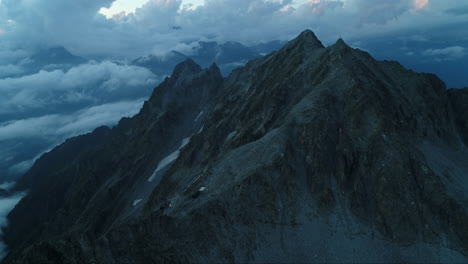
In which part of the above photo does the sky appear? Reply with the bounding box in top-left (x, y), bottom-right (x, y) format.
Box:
top-left (0, 0), bottom-right (466, 66)
top-left (2, 0), bottom-right (461, 59)
top-left (0, 0), bottom-right (467, 179)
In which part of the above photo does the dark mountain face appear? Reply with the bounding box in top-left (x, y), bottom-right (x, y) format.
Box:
top-left (3, 30), bottom-right (468, 263)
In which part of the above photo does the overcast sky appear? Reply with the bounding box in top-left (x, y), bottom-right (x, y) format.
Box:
top-left (0, 0), bottom-right (465, 59)
top-left (1, 1), bottom-right (467, 85)
top-left (0, 0), bottom-right (467, 178)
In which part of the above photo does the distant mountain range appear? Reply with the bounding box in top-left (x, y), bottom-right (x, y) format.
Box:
top-left (132, 40), bottom-right (285, 76)
top-left (2, 30), bottom-right (468, 263)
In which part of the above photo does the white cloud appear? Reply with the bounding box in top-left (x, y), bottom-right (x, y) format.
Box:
top-left (7, 158), bottom-right (37, 176)
top-left (0, 99), bottom-right (145, 142)
top-left (0, 61), bottom-right (158, 116)
top-left (0, 57), bottom-right (158, 180)
top-left (423, 46), bottom-right (466, 60)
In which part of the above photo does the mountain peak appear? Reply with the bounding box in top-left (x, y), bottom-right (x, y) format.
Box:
top-left (170, 58), bottom-right (202, 81)
top-left (5, 30), bottom-right (468, 264)
top-left (333, 37), bottom-right (352, 50)
top-left (279, 29), bottom-right (324, 58)
top-left (335, 37), bottom-right (347, 46)
top-left (208, 63), bottom-right (221, 75)
top-left (173, 58), bottom-right (201, 73)
top-left (295, 29), bottom-right (324, 49)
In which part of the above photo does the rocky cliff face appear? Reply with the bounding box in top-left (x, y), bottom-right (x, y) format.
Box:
top-left (3, 30), bottom-right (468, 263)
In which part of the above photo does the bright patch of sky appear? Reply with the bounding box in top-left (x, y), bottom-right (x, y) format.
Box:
top-left (100, 0), bottom-right (206, 18)
top-left (414, 0), bottom-right (429, 9)
top-left (99, 0), bottom-right (314, 18)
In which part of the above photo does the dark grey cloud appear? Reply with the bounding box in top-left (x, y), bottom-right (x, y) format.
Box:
top-left (3, 0), bottom-right (459, 60)
top-left (446, 5), bottom-right (468, 16)
top-left (354, 19), bottom-right (468, 88)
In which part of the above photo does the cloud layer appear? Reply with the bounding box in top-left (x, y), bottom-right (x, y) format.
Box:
top-left (1, 0), bottom-right (465, 60)
top-left (0, 61), bottom-right (158, 119)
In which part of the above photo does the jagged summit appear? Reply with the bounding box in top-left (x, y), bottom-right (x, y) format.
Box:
top-left (4, 30), bottom-right (468, 263)
top-left (334, 37), bottom-right (349, 48)
top-left (208, 62), bottom-right (221, 75)
top-left (170, 58), bottom-right (203, 81)
top-left (280, 29), bottom-right (325, 57)
top-left (297, 29), bottom-right (325, 49)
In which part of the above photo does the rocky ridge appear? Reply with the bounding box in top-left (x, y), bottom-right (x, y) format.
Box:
top-left (3, 30), bottom-right (468, 263)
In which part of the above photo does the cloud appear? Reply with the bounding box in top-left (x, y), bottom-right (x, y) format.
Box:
top-left (423, 46), bottom-right (466, 60)
top-left (1, 0), bottom-right (463, 61)
top-left (0, 55), bottom-right (158, 180)
top-left (0, 99), bottom-right (145, 142)
top-left (446, 5), bottom-right (468, 16)
top-left (413, 0), bottom-right (429, 9)
top-left (0, 61), bottom-right (158, 118)
top-left (7, 158), bottom-right (38, 177)
top-left (305, 0), bottom-right (344, 16)
top-left (0, 64), bottom-right (23, 78)
top-left (0, 182), bottom-right (15, 192)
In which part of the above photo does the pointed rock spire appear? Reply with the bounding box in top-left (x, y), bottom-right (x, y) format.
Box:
top-left (335, 38), bottom-right (348, 47)
top-left (334, 37), bottom-right (352, 50)
top-left (279, 29), bottom-right (325, 58)
top-left (208, 63), bottom-right (221, 76)
top-left (171, 58), bottom-right (203, 81)
top-left (297, 29), bottom-right (325, 49)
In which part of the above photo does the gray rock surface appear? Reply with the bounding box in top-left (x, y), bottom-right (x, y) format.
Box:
top-left (3, 30), bottom-right (468, 263)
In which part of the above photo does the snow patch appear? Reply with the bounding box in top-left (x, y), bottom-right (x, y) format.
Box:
top-left (133, 199), bottom-right (142, 207)
top-left (199, 186), bottom-right (206, 192)
top-left (225, 130), bottom-right (237, 143)
top-left (195, 111), bottom-right (204, 122)
top-left (148, 137), bottom-right (191, 182)
top-left (180, 137), bottom-right (190, 149)
top-left (197, 125), bottom-right (204, 134)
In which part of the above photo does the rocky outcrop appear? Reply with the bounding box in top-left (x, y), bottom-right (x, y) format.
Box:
top-left (3, 30), bottom-right (468, 263)
top-left (448, 88), bottom-right (468, 144)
